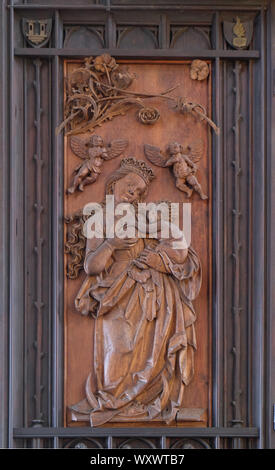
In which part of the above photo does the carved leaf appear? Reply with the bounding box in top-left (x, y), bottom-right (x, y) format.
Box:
top-left (144, 144), bottom-right (168, 167)
top-left (104, 139), bottom-right (129, 160)
top-left (70, 136), bottom-right (89, 160)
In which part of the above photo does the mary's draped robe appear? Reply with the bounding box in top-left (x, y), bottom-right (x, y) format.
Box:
top-left (70, 236), bottom-right (201, 426)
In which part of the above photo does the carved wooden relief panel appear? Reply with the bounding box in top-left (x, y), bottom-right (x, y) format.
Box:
top-left (3, 0), bottom-right (272, 449)
top-left (64, 58), bottom-right (212, 428)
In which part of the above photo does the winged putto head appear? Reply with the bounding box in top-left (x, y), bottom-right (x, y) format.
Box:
top-left (167, 142), bottom-right (183, 155)
top-left (88, 134), bottom-right (104, 148)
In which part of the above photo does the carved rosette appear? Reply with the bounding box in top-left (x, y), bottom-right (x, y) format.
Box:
top-left (190, 60), bottom-right (209, 81)
top-left (137, 106), bottom-right (160, 125)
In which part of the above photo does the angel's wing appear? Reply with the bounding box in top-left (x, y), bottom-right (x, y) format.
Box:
top-left (184, 139), bottom-right (205, 164)
top-left (144, 144), bottom-right (168, 167)
top-left (70, 136), bottom-right (89, 160)
top-left (104, 139), bottom-right (129, 160)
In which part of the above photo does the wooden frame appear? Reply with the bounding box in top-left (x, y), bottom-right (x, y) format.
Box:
top-left (0, 0), bottom-right (273, 449)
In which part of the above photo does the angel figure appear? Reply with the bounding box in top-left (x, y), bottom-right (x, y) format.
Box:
top-left (67, 134), bottom-right (128, 194)
top-left (144, 140), bottom-right (208, 200)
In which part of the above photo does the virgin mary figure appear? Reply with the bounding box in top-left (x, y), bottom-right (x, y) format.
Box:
top-left (68, 157), bottom-right (202, 426)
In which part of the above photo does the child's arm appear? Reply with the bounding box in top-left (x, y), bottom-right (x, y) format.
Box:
top-left (164, 154), bottom-right (179, 166)
top-left (183, 154), bottom-right (197, 169)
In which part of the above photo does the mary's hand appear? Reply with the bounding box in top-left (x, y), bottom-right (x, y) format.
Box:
top-left (85, 237), bottom-right (138, 275)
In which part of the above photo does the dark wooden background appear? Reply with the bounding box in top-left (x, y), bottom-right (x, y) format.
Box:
top-left (0, 0), bottom-right (274, 449)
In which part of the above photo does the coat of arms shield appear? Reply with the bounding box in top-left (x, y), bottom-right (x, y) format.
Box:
top-left (22, 18), bottom-right (52, 48)
top-left (223, 17), bottom-right (253, 50)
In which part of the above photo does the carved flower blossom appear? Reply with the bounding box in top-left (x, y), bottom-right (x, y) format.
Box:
top-left (190, 60), bottom-right (209, 81)
top-left (111, 68), bottom-right (134, 89)
top-left (138, 107), bottom-right (160, 125)
top-left (93, 54), bottom-right (118, 73)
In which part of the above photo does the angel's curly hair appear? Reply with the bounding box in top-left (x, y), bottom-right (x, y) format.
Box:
top-left (167, 141), bottom-right (184, 154)
top-left (88, 134), bottom-right (104, 147)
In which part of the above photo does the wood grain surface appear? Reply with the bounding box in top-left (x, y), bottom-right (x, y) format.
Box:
top-left (64, 60), bottom-right (212, 428)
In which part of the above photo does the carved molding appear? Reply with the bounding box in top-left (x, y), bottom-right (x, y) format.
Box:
top-left (64, 26), bottom-right (105, 49)
top-left (63, 438), bottom-right (104, 449)
top-left (32, 58), bottom-right (46, 427)
top-left (231, 61), bottom-right (243, 426)
top-left (170, 26), bottom-right (211, 49)
top-left (117, 26), bottom-right (159, 49)
top-left (171, 438), bottom-right (211, 449)
top-left (118, 438), bottom-right (157, 449)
